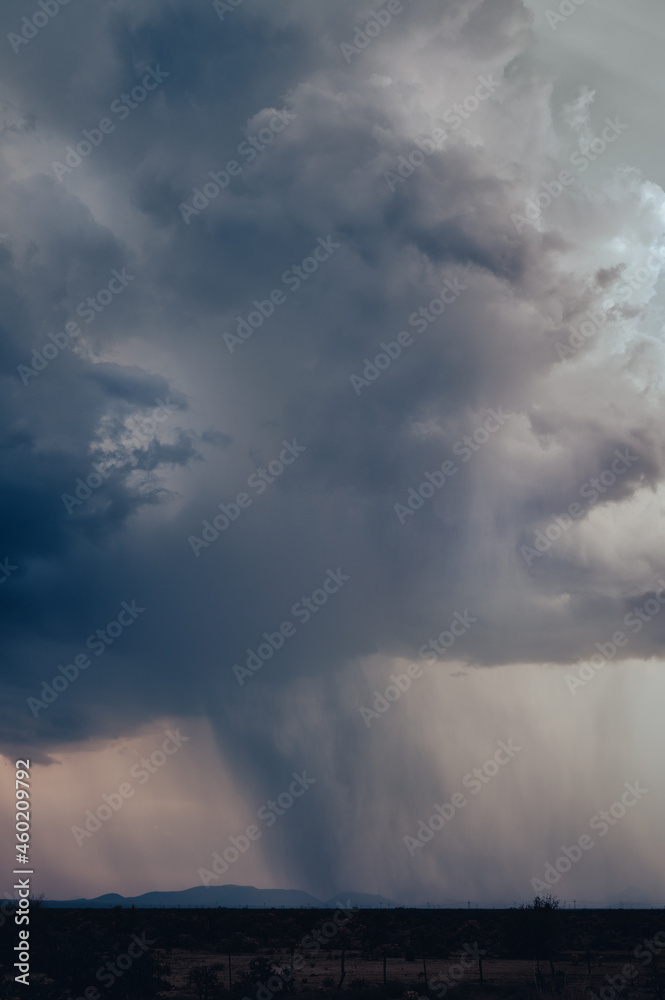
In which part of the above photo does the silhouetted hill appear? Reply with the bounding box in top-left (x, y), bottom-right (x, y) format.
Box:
top-left (42, 884), bottom-right (324, 908)
top-left (33, 884), bottom-right (664, 909)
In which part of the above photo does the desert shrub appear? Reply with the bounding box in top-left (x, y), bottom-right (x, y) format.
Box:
top-left (188, 965), bottom-right (222, 1000)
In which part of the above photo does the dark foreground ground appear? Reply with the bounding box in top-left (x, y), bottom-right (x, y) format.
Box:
top-left (2, 904), bottom-right (665, 1000)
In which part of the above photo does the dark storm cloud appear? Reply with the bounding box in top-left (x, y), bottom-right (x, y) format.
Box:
top-left (1, 0), bottom-right (664, 900)
top-left (86, 363), bottom-right (178, 405)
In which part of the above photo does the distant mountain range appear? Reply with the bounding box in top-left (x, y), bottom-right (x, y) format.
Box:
top-left (33, 884), bottom-right (664, 910)
top-left (40, 885), bottom-right (400, 909)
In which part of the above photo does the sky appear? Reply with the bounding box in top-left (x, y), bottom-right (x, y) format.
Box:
top-left (1, 0), bottom-right (665, 907)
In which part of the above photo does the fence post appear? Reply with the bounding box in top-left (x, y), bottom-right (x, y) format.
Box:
top-left (338, 948), bottom-right (346, 989)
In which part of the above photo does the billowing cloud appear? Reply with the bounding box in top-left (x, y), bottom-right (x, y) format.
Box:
top-left (1, 0), bottom-right (664, 904)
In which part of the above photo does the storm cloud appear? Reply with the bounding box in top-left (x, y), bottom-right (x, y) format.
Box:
top-left (1, 0), bottom-right (664, 905)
